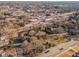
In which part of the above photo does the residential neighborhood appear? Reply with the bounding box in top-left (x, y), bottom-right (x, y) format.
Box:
top-left (0, 1), bottom-right (79, 57)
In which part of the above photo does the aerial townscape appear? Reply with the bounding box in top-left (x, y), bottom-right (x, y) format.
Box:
top-left (0, 1), bottom-right (79, 57)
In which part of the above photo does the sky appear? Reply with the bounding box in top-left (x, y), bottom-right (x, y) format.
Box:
top-left (0, 0), bottom-right (79, 1)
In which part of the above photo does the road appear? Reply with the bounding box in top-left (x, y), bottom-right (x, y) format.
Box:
top-left (58, 11), bottom-right (76, 17)
top-left (37, 40), bottom-right (79, 57)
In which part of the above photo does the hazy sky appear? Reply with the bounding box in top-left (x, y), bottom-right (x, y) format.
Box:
top-left (0, 0), bottom-right (79, 1)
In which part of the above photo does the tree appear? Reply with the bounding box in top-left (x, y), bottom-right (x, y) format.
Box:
top-left (28, 30), bottom-right (36, 36)
top-left (35, 31), bottom-right (46, 39)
